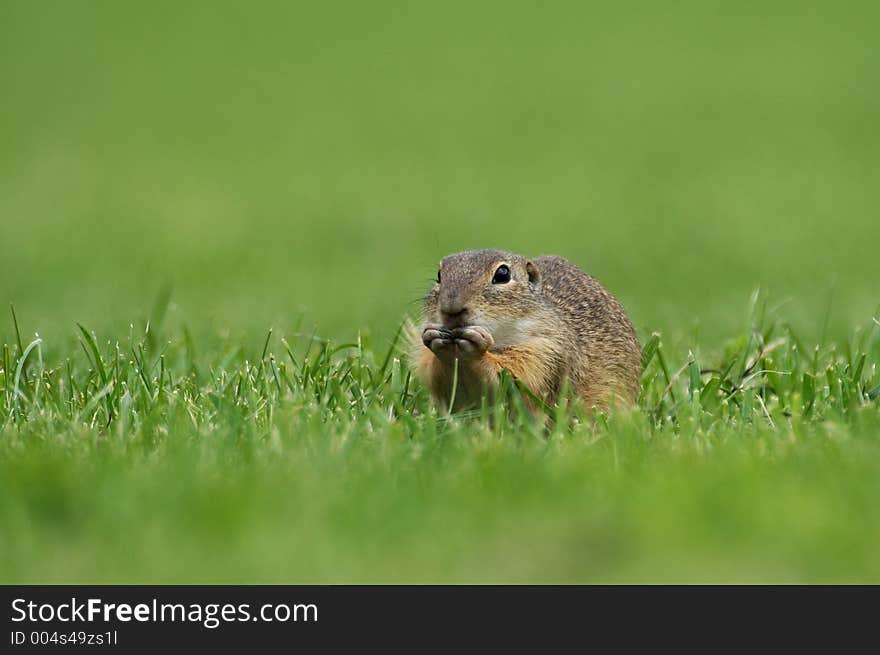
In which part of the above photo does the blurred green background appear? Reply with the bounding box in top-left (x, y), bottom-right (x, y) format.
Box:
top-left (2, 1), bottom-right (878, 347)
top-left (2, 1), bottom-right (880, 586)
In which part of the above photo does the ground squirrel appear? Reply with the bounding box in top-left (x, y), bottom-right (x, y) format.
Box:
top-left (412, 250), bottom-right (641, 412)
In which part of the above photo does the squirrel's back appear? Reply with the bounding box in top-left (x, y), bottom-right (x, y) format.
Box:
top-left (532, 255), bottom-right (642, 407)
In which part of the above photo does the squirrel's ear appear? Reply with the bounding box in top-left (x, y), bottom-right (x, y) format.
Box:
top-left (526, 261), bottom-right (540, 285)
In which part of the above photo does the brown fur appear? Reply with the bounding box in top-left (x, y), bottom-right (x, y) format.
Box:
top-left (411, 250), bottom-right (642, 413)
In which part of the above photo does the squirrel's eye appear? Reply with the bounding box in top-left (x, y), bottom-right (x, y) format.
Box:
top-left (492, 265), bottom-right (511, 284)
top-left (436, 270), bottom-right (441, 283)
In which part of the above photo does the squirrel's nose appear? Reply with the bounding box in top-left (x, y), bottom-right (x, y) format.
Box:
top-left (441, 308), bottom-right (467, 325)
top-left (439, 290), bottom-right (467, 318)
top-left (440, 293), bottom-right (468, 325)
top-left (440, 309), bottom-right (468, 329)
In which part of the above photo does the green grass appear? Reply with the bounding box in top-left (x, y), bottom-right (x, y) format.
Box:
top-left (1, 296), bottom-right (879, 583)
top-left (1, 1), bottom-right (879, 582)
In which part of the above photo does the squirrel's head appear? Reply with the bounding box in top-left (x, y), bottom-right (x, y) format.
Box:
top-left (422, 249), bottom-right (545, 346)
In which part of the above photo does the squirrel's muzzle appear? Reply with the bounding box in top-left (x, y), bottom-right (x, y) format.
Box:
top-left (439, 287), bottom-right (470, 327)
top-left (439, 288), bottom-right (466, 315)
top-left (440, 310), bottom-right (468, 330)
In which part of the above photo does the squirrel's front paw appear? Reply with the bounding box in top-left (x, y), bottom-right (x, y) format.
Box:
top-left (423, 325), bottom-right (494, 360)
top-left (422, 326), bottom-right (454, 356)
top-left (453, 326), bottom-right (495, 357)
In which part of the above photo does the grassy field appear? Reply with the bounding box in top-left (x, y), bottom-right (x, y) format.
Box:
top-left (1, 2), bottom-right (879, 582)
